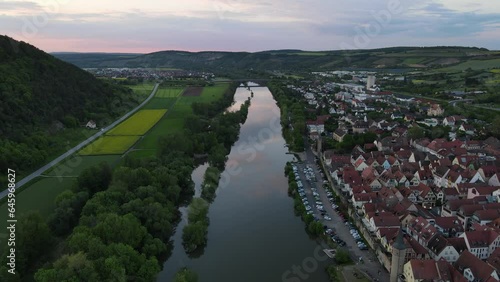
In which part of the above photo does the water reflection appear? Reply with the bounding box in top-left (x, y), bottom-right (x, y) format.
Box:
top-left (158, 86), bottom-right (329, 282)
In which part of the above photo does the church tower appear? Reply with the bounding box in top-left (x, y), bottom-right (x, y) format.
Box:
top-left (390, 228), bottom-right (407, 282)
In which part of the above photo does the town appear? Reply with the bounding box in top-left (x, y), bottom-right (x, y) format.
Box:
top-left (284, 71), bottom-right (500, 282)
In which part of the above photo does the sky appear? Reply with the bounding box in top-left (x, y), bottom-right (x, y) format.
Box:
top-left (1, 0), bottom-right (500, 53)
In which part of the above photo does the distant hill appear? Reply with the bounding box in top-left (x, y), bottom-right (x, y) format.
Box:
top-left (53, 46), bottom-right (500, 74)
top-left (0, 36), bottom-right (138, 175)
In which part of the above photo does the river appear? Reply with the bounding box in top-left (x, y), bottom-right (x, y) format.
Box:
top-left (158, 85), bottom-right (330, 282)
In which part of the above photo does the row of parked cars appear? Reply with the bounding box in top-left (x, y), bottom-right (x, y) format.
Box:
top-left (293, 165), bottom-right (315, 215)
top-left (346, 222), bottom-right (368, 250)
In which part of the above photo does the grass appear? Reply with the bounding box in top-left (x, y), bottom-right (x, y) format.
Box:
top-left (125, 150), bottom-right (157, 159)
top-left (45, 155), bottom-right (120, 177)
top-left (290, 52), bottom-right (328, 56)
top-left (127, 83), bottom-right (157, 96)
top-left (136, 118), bottom-right (185, 149)
top-left (143, 97), bottom-right (177, 109)
top-left (402, 58), bottom-right (426, 65)
top-left (0, 177), bottom-right (76, 238)
top-left (437, 58), bottom-right (500, 71)
top-left (107, 109), bottom-right (167, 136)
top-left (79, 135), bottom-right (141, 155)
top-left (135, 83), bottom-right (230, 150)
top-left (155, 87), bottom-right (184, 98)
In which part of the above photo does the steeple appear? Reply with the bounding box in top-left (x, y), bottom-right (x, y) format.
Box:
top-left (390, 227), bottom-right (407, 282)
top-left (393, 228), bottom-right (406, 250)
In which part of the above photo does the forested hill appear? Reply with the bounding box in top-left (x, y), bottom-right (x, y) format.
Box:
top-left (0, 35), bottom-right (138, 174)
top-left (53, 46), bottom-right (500, 75)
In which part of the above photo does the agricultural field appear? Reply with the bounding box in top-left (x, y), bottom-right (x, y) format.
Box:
top-left (437, 58), bottom-right (500, 71)
top-left (136, 117), bottom-right (185, 149)
top-left (107, 109), bottom-right (167, 135)
top-left (135, 83), bottom-right (230, 150)
top-left (143, 97), bottom-right (177, 109)
top-left (124, 149), bottom-right (156, 159)
top-left (0, 177), bottom-right (76, 237)
top-left (79, 135), bottom-right (141, 155)
top-left (45, 155), bottom-right (120, 177)
top-left (155, 87), bottom-right (184, 98)
top-left (127, 82), bottom-right (157, 96)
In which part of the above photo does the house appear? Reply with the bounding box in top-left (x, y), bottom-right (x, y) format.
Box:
top-left (353, 121), bottom-right (369, 134)
top-left (443, 116), bottom-right (457, 127)
top-left (478, 166), bottom-right (498, 182)
top-left (460, 230), bottom-right (500, 260)
top-left (427, 234), bottom-right (463, 262)
top-left (428, 104), bottom-right (444, 116)
top-left (459, 124), bottom-right (476, 135)
top-left (454, 250), bottom-right (499, 282)
top-left (434, 216), bottom-right (464, 238)
top-left (369, 214), bottom-right (401, 233)
top-left (333, 128), bottom-right (348, 142)
top-left (407, 217), bottom-right (438, 247)
top-left (85, 120), bottom-right (97, 129)
top-left (488, 173), bottom-right (500, 187)
top-left (306, 115), bottom-right (330, 134)
top-left (404, 259), bottom-right (465, 282)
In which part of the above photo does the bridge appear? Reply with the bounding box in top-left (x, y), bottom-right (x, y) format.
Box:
top-left (215, 79), bottom-right (269, 86)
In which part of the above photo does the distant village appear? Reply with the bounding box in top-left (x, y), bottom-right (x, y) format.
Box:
top-left (291, 71), bottom-right (500, 282)
top-left (85, 68), bottom-right (214, 80)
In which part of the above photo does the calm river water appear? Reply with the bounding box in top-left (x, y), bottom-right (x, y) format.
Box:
top-left (158, 86), bottom-right (330, 282)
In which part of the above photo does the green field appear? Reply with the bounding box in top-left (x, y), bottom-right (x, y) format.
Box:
top-left (135, 83), bottom-right (230, 150)
top-left (155, 87), bottom-right (184, 98)
top-left (136, 118), bottom-right (185, 149)
top-left (438, 58), bottom-right (500, 71)
top-left (127, 83), bottom-right (156, 96)
top-left (45, 155), bottom-right (120, 177)
top-left (125, 150), bottom-right (157, 159)
top-left (107, 109), bottom-right (167, 135)
top-left (290, 52), bottom-right (328, 56)
top-left (0, 177), bottom-right (76, 238)
top-left (79, 135), bottom-right (141, 155)
top-left (143, 97), bottom-right (177, 109)
top-left (403, 58), bottom-right (426, 65)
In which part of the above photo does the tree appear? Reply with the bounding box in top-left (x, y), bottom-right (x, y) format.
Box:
top-left (335, 248), bottom-right (352, 265)
top-left (11, 211), bottom-right (54, 274)
top-left (92, 213), bottom-right (147, 249)
top-left (307, 221), bottom-right (324, 237)
top-left (174, 267), bottom-right (198, 282)
top-left (182, 221), bottom-right (208, 252)
top-left (188, 198), bottom-right (209, 223)
top-left (408, 126), bottom-right (425, 140)
top-left (75, 162), bottom-right (112, 194)
top-left (492, 116), bottom-right (500, 138)
top-left (34, 252), bottom-right (100, 282)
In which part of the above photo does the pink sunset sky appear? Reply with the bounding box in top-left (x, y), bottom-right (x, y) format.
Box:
top-left (1, 0), bottom-right (500, 53)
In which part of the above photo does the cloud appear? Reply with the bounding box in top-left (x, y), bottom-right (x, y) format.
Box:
top-left (1, 0), bottom-right (500, 52)
top-left (0, 1), bottom-right (41, 11)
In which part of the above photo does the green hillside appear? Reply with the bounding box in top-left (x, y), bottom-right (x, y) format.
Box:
top-left (53, 46), bottom-right (500, 75)
top-left (0, 36), bottom-right (140, 178)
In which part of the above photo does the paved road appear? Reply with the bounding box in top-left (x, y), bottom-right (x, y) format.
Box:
top-left (0, 83), bottom-right (159, 200)
top-left (297, 145), bottom-right (390, 282)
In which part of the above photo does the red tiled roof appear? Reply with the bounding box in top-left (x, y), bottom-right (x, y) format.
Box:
top-left (409, 260), bottom-right (439, 280)
top-left (455, 250), bottom-right (497, 281)
top-left (487, 248), bottom-right (500, 272)
top-left (463, 230), bottom-right (500, 247)
top-left (435, 216), bottom-right (463, 230)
